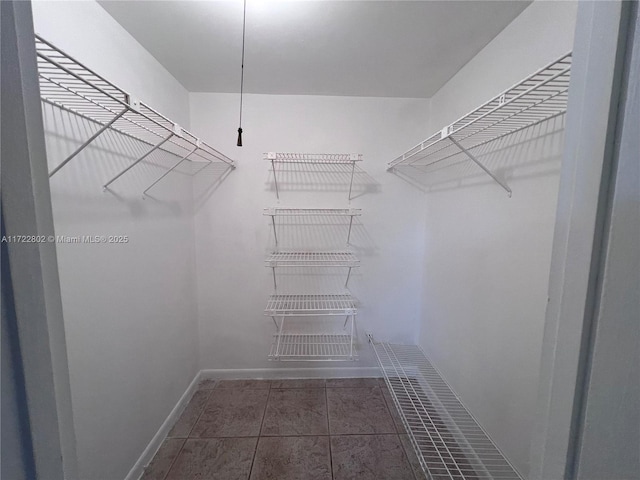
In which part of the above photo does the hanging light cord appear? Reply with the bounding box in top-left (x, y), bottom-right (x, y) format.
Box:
top-left (237, 0), bottom-right (247, 146)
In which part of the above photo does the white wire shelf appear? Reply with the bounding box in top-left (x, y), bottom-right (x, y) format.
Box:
top-left (265, 152), bottom-right (362, 164)
top-left (35, 34), bottom-right (234, 188)
top-left (388, 52), bottom-right (572, 196)
top-left (265, 252), bottom-right (359, 289)
top-left (264, 208), bottom-right (362, 246)
top-left (370, 341), bottom-right (522, 480)
top-left (264, 208), bottom-right (362, 216)
top-left (269, 334), bottom-right (357, 361)
top-left (265, 294), bottom-right (357, 316)
top-left (265, 153), bottom-right (363, 200)
top-left (265, 252), bottom-right (359, 268)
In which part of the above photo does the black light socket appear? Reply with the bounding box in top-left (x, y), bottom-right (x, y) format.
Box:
top-left (236, 127), bottom-right (243, 147)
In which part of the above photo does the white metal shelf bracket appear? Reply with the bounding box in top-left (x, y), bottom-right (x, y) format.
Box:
top-left (348, 159), bottom-right (356, 201)
top-left (267, 152), bottom-right (280, 199)
top-left (270, 214), bottom-right (278, 246)
top-left (103, 132), bottom-right (174, 190)
top-left (49, 107), bottom-right (129, 177)
top-left (142, 143), bottom-right (200, 196)
top-left (448, 135), bottom-right (512, 196)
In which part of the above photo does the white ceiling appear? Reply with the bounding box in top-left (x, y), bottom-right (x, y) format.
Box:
top-left (98, 0), bottom-right (530, 98)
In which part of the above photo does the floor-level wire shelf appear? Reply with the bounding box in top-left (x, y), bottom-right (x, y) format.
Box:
top-left (388, 52), bottom-right (572, 196)
top-left (370, 340), bottom-right (522, 480)
top-left (35, 34), bottom-right (234, 190)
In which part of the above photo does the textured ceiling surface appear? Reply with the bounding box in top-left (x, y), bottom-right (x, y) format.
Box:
top-left (98, 0), bottom-right (530, 97)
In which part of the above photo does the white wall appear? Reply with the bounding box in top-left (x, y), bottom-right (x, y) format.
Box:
top-left (32, 2), bottom-right (199, 479)
top-left (191, 93), bottom-right (429, 371)
top-left (417, 1), bottom-right (577, 477)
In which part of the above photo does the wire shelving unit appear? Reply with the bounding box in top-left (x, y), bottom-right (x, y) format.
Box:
top-left (370, 339), bottom-right (522, 480)
top-left (264, 208), bottom-right (362, 246)
top-left (262, 153), bottom-right (364, 361)
top-left (35, 34), bottom-right (234, 191)
top-left (388, 52), bottom-right (572, 196)
top-left (265, 152), bottom-right (362, 200)
top-left (265, 252), bottom-right (360, 289)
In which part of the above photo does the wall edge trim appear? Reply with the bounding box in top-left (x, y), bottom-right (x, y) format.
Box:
top-left (123, 370), bottom-right (202, 480)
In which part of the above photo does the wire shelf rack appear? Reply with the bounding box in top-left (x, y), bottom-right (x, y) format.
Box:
top-left (265, 294), bottom-right (357, 316)
top-left (35, 34), bottom-right (234, 188)
top-left (265, 153), bottom-right (363, 200)
top-left (264, 208), bottom-right (362, 246)
top-left (265, 152), bottom-right (362, 164)
top-left (266, 252), bottom-right (359, 267)
top-left (264, 208), bottom-right (362, 216)
top-left (266, 252), bottom-right (360, 290)
top-left (388, 52), bottom-right (572, 196)
top-left (370, 340), bottom-right (522, 480)
top-left (269, 333), bottom-right (356, 361)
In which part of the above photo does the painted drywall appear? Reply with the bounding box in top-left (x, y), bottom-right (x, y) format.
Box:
top-left (417, 1), bottom-right (578, 477)
top-left (31, 2), bottom-right (200, 479)
top-left (191, 93), bottom-right (429, 371)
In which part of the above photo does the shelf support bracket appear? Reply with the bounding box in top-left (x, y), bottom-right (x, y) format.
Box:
top-left (345, 267), bottom-right (352, 288)
top-left (103, 132), bottom-right (174, 190)
top-left (142, 144), bottom-right (198, 196)
top-left (188, 159), bottom-right (212, 177)
top-left (347, 215), bottom-right (354, 245)
top-left (348, 161), bottom-right (356, 202)
top-left (272, 267), bottom-right (277, 290)
top-left (448, 136), bottom-right (512, 197)
top-left (272, 159), bottom-right (279, 199)
top-left (49, 107), bottom-right (128, 177)
top-left (349, 315), bottom-right (355, 360)
top-left (274, 316), bottom-right (285, 359)
top-left (271, 215), bottom-right (278, 246)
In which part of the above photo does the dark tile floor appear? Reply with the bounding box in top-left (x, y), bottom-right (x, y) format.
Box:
top-left (141, 378), bottom-right (424, 480)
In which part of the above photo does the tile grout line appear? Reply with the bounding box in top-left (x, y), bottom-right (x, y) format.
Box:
top-left (185, 387), bottom-right (215, 438)
top-left (158, 438), bottom-right (186, 480)
top-left (162, 381), bottom-right (216, 480)
top-left (325, 386), bottom-right (335, 480)
top-left (247, 381), bottom-right (273, 479)
top-left (378, 385), bottom-right (421, 480)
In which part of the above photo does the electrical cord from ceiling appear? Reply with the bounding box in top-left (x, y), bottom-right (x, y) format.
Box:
top-left (237, 0), bottom-right (247, 147)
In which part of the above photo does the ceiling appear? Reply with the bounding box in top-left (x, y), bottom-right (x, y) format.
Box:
top-left (98, 0), bottom-right (530, 98)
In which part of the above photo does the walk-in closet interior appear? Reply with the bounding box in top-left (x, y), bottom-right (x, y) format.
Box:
top-left (4, 1), bottom-right (638, 480)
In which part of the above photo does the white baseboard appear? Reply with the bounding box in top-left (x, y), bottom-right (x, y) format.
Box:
top-left (199, 366), bottom-right (381, 380)
top-left (124, 371), bottom-right (202, 480)
top-left (124, 366), bottom-right (381, 479)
